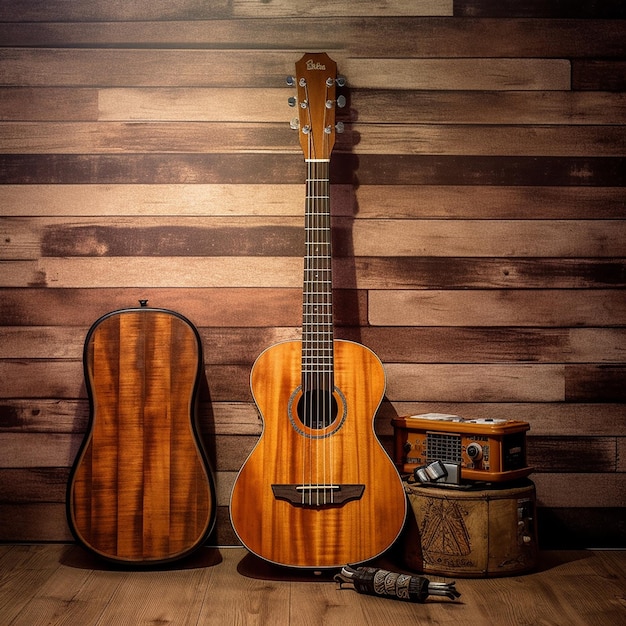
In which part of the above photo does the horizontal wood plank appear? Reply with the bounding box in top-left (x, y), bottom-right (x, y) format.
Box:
top-left (346, 185), bottom-right (626, 219)
top-left (0, 1), bottom-right (452, 22)
top-left (2, 184), bottom-right (624, 219)
top-left (0, 468), bottom-right (68, 502)
top-left (572, 60), bottom-right (626, 92)
top-left (0, 257), bottom-right (304, 288)
top-left (5, 88), bottom-right (624, 125)
top-left (0, 0), bottom-right (232, 21)
top-left (0, 88), bottom-right (99, 121)
top-left (350, 90), bottom-right (626, 125)
top-left (4, 326), bottom-right (625, 364)
top-left (0, 504), bottom-right (73, 541)
top-left (392, 363), bottom-right (626, 403)
top-left (454, 1), bottom-right (626, 19)
top-left (0, 49), bottom-right (308, 88)
top-left (527, 436), bottom-right (618, 473)
top-left (0, 287), bottom-right (310, 327)
top-left (3, 360), bottom-right (603, 403)
top-left (369, 290), bottom-right (626, 327)
top-left (565, 365), bottom-right (626, 402)
top-left (0, 19), bottom-right (623, 59)
top-left (0, 49), bottom-right (570, 90)
top-left (0, 399), bottom-right (261, 436)
top-left (362, 327), bottom-right (626, 363)
top-left (0, 183), bottom-right (314, 217)
top-left (3, 257), bottom-right (625, 290)
top-left (342, 258), bottom-right (626, 289)
top-left (2, 121), bottom-right (624, 157)
top-left (0, 361), bottom-right (252, 401)
top-left (4, 217), bottom-right (625, 260)
top-left (341, 58), bottom-right (570, 90)
top-left (0, 326), bottom-right (300, 364)
top-left (384, 363), bottom-right (565, 402)
top-left (349, 220), bottom-right (626, 257)
top-left (233, 1), bottom-right (453, 18)
top-left (532, 473), bottom-right (626, 508)
top-left (3, 154), bottom-right (624, 186)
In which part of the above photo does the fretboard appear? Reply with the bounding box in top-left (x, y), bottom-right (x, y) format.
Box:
top-left (302, 159), bottom-right (333, 393)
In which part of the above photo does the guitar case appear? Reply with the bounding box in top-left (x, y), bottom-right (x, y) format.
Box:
top-left (67, 303), bottom-right (216, 564)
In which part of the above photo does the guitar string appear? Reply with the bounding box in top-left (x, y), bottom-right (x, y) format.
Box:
top-left (302, 76), bottom-right (335, 505)
top-left (303, 79), bottom-right (313, 505)
top-left (322, 81), bottom-right (334, 505)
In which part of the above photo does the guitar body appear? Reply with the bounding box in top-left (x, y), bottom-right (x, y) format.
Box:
top-left (230, 339), bottom-right (407, 568)
top-left (67, 307), bottom-right (216, 564)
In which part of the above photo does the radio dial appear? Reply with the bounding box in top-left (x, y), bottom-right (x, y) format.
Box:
top-left (466, 442), bottom-right (483, 461)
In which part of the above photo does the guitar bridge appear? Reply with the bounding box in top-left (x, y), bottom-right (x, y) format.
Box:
top-left (271, 484), bottom-right (365, 507)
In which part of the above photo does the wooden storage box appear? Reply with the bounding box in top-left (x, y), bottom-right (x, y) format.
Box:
top-left (401, 479), bottom-right (537, 578)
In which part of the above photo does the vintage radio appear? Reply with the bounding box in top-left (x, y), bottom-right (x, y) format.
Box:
top-left (392, 413), bottom-right (532, 483)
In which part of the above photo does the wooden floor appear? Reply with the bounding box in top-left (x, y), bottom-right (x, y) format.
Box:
top-left (0, 545), bottom-right (624, 625)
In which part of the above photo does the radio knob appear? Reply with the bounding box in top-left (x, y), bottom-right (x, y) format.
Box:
top-left (466, 442), bottom-right (483, 461)
top-left (403, 441), bottom-right (413, 453)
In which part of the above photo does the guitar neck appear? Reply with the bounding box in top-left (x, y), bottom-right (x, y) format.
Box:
top-left (302, 158), bottom-right (334, 392)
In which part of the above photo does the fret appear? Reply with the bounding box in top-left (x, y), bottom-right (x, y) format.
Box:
top-left (302, 156), bottom-right (333, 392)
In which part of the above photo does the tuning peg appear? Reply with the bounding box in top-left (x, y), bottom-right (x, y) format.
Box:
top-left (288, 96), bottom-right (297, 107)
top-left (286, 76), bottom-right (296, 86)
top-left (335, 122), bottom-right (345, 133)
top-left (290, 118), bottom-right (300, 130)
top-left (325, 95), bottom-right (347, 109)
top-left (336, 75), bottom-right (346, 87)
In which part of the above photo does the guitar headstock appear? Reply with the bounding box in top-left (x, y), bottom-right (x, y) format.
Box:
top-left (289, 52), bottom-right (345, 160)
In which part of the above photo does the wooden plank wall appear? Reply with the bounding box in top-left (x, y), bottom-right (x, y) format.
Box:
top-left (1, 1), bottom-right (625, 549)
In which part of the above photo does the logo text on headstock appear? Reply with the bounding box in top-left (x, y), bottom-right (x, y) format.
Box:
top-left (306, 59), bottom-right (326, 71)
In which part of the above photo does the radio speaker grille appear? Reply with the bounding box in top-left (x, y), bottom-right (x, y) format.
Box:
top-left (426, 432), bottom-right (461, 463)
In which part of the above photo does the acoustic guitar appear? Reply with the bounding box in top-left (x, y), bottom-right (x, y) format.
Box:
top-left (67, 304), bottom-right (216, 564)
top-left (230, 53), bottom-right (407, 569)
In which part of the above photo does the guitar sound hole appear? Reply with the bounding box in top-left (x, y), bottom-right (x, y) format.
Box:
top-left (297, 389), bottom-right (338, 430)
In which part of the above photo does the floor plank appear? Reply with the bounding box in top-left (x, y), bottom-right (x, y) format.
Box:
top-left (0, 545), bottom-right (624, 625)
